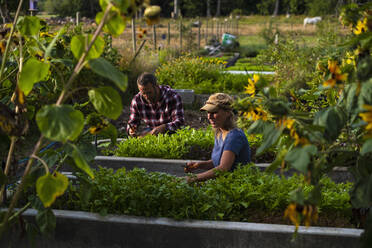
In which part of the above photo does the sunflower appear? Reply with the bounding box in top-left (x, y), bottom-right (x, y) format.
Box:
top-left (284, 203), bottom-right (300, 229)
top-left (244, 106), bottom-right (268, 121)
top-left (360, 104), bottom-right (372, 131)
top-left (353, 18), bottom-right (368, 35)
top-left (276, 117), bottom-right (295, 129)
top-left (244, 74), bottom-right (260, 96)
top-left (290, 129), bottom-right (309, 146)
top-left (284, 203), bottom-right (318, 230)
top-left (323, 60), bottom-right (348, 88)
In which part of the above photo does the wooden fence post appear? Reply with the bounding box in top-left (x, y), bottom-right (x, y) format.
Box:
top-left (205, 19), bottom-right (208, 45)
top-left (153, 24), bottom-right (157, 51)
top-left (131, 18), bottom-right (136, 54)
top-left (76, 12), bottom-right (80, 26)
top-left (237, 18), bottom-right (239, 36)
top-left (197, 17), bottom-right (201, 50)
top-left (179, 19), bottom-right (182, 50)
top-left (211, 20), bottom-right (214, 39)
top-left (167, 22), bottom-right (170, 47)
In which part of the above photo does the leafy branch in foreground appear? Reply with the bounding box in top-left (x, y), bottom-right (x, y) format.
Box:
top-left (0, 0), bottom-right (160, 237)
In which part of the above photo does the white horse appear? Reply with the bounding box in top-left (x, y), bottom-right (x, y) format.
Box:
top-left (303, 16), bottom-right (322, 26)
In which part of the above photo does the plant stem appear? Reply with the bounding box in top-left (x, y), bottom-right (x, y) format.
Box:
top-left (31, 155), bottom-right (50, 175)
top-left (0, 0), bottom-right (23, 82)
top-left (56, 2), bottom-right (113, 106)
top-left (0, 136), bottom-right (17, 204)
top-left (1, 1), bottom-right (114, 235)
top-left (0, 136), bottom-right (44, 233)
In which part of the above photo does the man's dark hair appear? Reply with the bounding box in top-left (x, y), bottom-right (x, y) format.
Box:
top-left (137, 72), bottom-right (157, 86)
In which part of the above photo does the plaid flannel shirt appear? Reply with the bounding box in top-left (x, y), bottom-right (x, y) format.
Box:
top-left (126, 85), bottom-right (185, 134)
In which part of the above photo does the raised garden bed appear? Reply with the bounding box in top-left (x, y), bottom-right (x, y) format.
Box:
top-left (3, 209), bottom-right (362, 248)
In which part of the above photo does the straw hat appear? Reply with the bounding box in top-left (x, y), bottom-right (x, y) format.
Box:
top-left (200, 93), bottom-right (233, 112)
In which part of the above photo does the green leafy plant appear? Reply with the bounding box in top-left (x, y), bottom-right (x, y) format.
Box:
top-left (110, 127), bottom-right (267, 161)
top-left (156, 54), bottom-right (256, 94)
top-left (235, 3), bottom-right (372, 245)
top-left (0, 0), bottom-right (157, 239)
top-left (54, 165), bottom-right (353, 226)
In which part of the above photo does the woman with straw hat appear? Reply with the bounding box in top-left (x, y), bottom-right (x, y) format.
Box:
top-left (184, 93), bottom-right (251, 183)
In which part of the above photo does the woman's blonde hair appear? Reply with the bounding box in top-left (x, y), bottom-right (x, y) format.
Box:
top-left (214, 108), bottom-right (237, 137)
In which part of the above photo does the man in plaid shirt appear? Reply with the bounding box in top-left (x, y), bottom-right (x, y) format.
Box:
top-left (126, 72), bottom-right (185, 137)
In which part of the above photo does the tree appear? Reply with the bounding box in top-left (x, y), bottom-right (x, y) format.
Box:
top-left (0, 0), bottom-right (28, 24)
top-left (216, 0), bottom-right (221, 16)
top-left (272, 0), bottom-right (280, 16)
top-left (174, 0), bottom-right (179, 18)
top-left (206, 0), bottom-right (211, 17)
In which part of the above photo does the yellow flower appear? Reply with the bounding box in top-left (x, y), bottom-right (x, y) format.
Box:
top-left (276, 118), bottom-right (295, 129)
top-left (244, 81), bottom-right (255, 96)
top-left (323, 78), bottom-right (336, 88)
top-left (244, 107), bottom-right (268, 121)
top-left (244, 74), bottom-right (260, 96)
top-left (40, 32), bottom-right (53, 38)
top-left (360, 104), bottom-right (372, 131)
top-left (284, 203), bottom-right (318, 229)
top-left (322, 60), bottom-right (348, 88)
top-left (302, 205), bottom-right (318, 227)
top-left (353, 18), bottom-right (368, 35)
top-left (328, 60), bottom-right (341, 74)
top-left (284, 203), bottom-right (300, 229)
top-left (290, 129), bottom-right (309, 146)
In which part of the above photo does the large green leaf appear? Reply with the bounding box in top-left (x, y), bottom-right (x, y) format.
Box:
top-left (285, 145), bottom-right (317, 173)
top-left (70, 34), bottom-right (104, 61)
top-left (358, 79), bottom-right (372, 106)
top-left (111, 0), bottom-right (131, 13)
top-left (45, 27), bottom-right (65, 60)
top-left (17, 16), bottom-right (41, 36)
top-left (345, 83), bottom-right (359, 115)
top-left (89, 57), bottom-right (128, 92)
top-left (68, 144), bottom-right (95, 179)
top-left (96, 11), bottom-right (126, 36)
top-left (256, 123), bottom-right (283, 155)
top-left (350, 175), bottom-right (372, 208)
top-left (35, 208), bottom-right (56, 235)
top-left (361, 139), bottom-right (372, 155)
top-left (313, 107), bottom-right (345, 142)
top-left (289, 188), bottom-right (305, 205)
top-left (36, 172), bottom-right (68, 208)
top-left (19, 58), bottom-right (50, 96)
top-left (36, 105), bottom-right (84, 143)
top-left (100, 123), bottom-right (118, 145)
top-left (88, 87), bottom-right (123, 119)
top-left (247, 120), bottom-right (266, 134)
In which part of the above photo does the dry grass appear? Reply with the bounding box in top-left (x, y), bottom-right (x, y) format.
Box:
top-left (110, 16), bottom-right (348, 55)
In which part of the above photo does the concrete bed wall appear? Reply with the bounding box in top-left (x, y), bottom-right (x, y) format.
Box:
top-left (3, 209), bottom-right (363, 248)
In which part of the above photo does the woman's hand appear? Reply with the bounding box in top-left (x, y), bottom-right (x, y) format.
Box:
top-left (183, 175), bottom-right (198, 183)
top-left (184, 161), bottom-right (200, 173)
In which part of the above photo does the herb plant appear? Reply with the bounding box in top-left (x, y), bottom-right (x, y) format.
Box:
top-left (56, 164), bottom-right (353, 226)
top-left (110, 127), bottom-right (266, 160)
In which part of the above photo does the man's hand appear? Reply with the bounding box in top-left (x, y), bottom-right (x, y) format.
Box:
top-left (150, 124), bottom-right (167, 135)
top-left (128, 125), bottom-right (137, 137)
